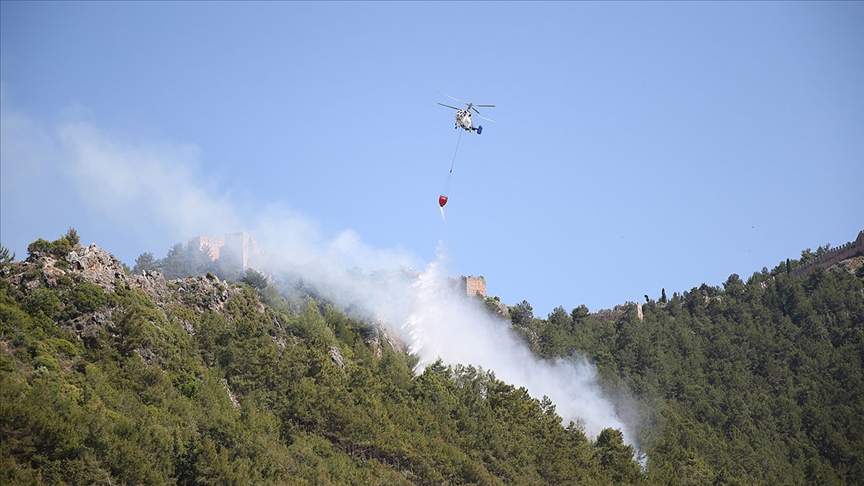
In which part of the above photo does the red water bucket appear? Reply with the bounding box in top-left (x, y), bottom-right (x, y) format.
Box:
top-left (438, 195), bottom-right (448, 207)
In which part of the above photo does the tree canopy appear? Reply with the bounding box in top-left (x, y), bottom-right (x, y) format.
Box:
top-left (510, 258), bottom-right (864, 484)
top-left (2, 237), bottom-right (645, 484)
top-left (2, 233), bottom-right (862, 484)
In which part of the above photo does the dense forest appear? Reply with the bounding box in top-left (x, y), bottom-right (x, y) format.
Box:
top-left (1, 229), bottom-right (862, 485)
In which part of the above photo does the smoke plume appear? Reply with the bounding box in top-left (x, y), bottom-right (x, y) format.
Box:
top-left (1, 104), bottom-right (639, 450)
top-left (398, 249), bottom-right (634, 442)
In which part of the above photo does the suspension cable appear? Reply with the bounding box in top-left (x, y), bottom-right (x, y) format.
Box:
top-left (441, 129), bottom-right (463, 195)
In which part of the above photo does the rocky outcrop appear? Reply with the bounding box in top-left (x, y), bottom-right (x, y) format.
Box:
top-left (3, 243), bottom-right (172, 305)
top-left (65, 244), bottom-right (179, 306)
top-left (2, 243), bottom-right (246, 337)
top-left (329, 346), bottom-right (346, 370)
top-left (66, 244), bottom-right (130, 291)
top-left (170, 273), bottom-right (244, 315)
top-left (128, 271), bottom-right (173, 305)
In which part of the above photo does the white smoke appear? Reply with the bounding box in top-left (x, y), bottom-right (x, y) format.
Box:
top-left (253, 216), bottom-right (638, 443)
top-left (57, 122), bottom-right (242, 239)
top-left (396, 248), bottom-right (635, 443)
top-left (1, 102), bottom-right (639, 450)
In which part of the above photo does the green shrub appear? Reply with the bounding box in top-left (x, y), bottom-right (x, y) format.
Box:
top-left (0, 352), bottom-right (15, 373)
top-left (26, 233), bottom-right (78, 261)
top-left (23, 287), bottom-right (64, 320)
top-left (33, 353), bottom-right (60, 372)
top-left (68, 282), bottom-right (109, 314)
top-left (48, 338), bottom-right (80, 358)
top-left (27, 238), bottom-right (53, 257)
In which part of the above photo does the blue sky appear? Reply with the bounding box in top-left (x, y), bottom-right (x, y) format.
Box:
top-left (2, 1), bottom-right (863, 317)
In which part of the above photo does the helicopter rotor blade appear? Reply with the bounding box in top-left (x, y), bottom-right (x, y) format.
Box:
top-left (472, 104), bottom-right (495, 114)
top-left (438, 91), bottom-right (467, 106)
top-left (437, 103), bottom-right (460, 111)
top-left (476, 114), bottom-right (497, 123)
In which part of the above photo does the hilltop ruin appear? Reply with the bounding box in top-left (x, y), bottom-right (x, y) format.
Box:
top-left (792, 230), bottom-right (864, 276)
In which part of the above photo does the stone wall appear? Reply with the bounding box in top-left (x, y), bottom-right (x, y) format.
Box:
top-left (224, 232), bottom-right (261, 269)
top-left (458, 275), bottom-right (487, 297)
top-left (189, 235), bottom-right (225, 261)
top-left (792, 230), bottom-right (864, 276)
top-left (189, 232), bottom-right (263, 270)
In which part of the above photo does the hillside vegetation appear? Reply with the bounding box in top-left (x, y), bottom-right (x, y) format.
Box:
top-left (1, 233), bottom-right (638, 485)
top-left (510, 251), bottom-right (864, 485)
top-left (1, 230), bottom-right (862, 485)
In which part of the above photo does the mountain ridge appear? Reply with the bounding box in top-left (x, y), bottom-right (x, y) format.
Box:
top-left (2, 231), bottom-right (863, 484)
top-left (1, 237), bottom-right (644, 484)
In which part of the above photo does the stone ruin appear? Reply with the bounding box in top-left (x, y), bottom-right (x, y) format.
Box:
top-left (457, 275), bottom-right (487, 298)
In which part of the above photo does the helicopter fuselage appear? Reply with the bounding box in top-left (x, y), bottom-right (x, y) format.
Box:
top-left (455, 110), bottom-right (475, 131)
top-left (438, 94), bottom-right (492, 134)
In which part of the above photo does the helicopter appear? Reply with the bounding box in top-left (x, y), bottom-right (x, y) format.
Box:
top-left (437, 92), bottom-right (495, 134)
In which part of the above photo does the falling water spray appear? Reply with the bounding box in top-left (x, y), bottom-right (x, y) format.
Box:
top-left (395, 244), bottom-right (640, 451)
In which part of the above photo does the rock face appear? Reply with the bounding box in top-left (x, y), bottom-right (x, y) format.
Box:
top-left (61, 244), bottom-right (247, 313)
top-left (5, 243), bottom-right (171, 305)
top-left (3, 243), bottom-right (246, 337)
top-left (171, 273), bottom-right (244, 314)
top-left (329, 346), bottom-right (345, 370)
top-left (129, 271), bottom-right (173, 306)
top-left (66, 244), bottom-right (130, 291)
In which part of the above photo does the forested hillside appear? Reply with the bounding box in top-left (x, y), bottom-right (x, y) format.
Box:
top-left (0, 233), bottom-right (640, 485)
top-left (509, 250), bottom-right (864, 484)
top-left (1, 230), bottom-right (862, 485)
